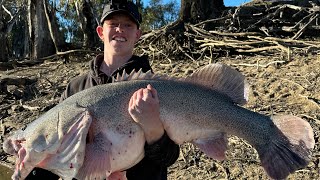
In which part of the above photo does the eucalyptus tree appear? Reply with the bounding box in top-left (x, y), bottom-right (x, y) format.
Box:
top-left (0, 0), bottom-right (27, 61)
top-left (57, 0), bottom-right (104, 48)
top-left (43, 0), bottom-right (65, 53)
top-left (71, 0), bottom-right (99, 48)
top-left (27, 0), bottom-right (56, 60)
top-left (141, 0), bottom-right (178, 31)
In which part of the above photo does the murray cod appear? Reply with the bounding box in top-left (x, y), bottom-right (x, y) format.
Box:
top-left (3, 63), bottom-right (314, 180)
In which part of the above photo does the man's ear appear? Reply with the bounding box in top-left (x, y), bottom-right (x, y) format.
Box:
top-left (96, 25), bottom-right (104, 40)
top-left (135, 29), bottom-right (142, 42)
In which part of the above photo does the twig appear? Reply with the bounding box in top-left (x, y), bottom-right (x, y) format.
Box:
top-left (282, 12), bottom-right (314, 32)
top-left (194, 16), bottom-right (229, 27)
top-left (236, 45), bottom-right (282, 53)
top-left (1, 5), bottom-right (13, 21)
top-left (280, 78), bottom-right (306, 90)
top-left (291, 13), bottom-right (319, 40)
top-left (300, 114), bottom-right (320, 124)
top-left (232, 60), bottom-right (286, 68)
top-left (22, 105), bottom-right (41, 111)
top-left (299, 95), bottom-right (320, 110)
top-left (19, 101), bottom-right (40, 111)
top-left (209, 30), bottom-right (261, 37)
top-left (178, 46), bottom-right (197, 63)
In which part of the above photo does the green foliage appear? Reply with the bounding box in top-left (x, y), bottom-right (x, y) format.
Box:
top-left (140, 0), bottom-right (179, 31)
top-left (54, 0), bottom-right (122, 45)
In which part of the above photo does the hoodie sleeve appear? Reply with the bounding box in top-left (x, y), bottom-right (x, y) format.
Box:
top-left (144, 131), bottom-right (180, 167)
top-left (59, 73), bottom-right (97, 102)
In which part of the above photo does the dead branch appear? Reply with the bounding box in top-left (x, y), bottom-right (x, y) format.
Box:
top-left (292, 13), bottom-right (319, 39)
top-left (299, 95), bottom-right (320, 110)
top-left (21, 105), bottom-right (40, 111)
top-left (232, 60), bottom-right (286, 68)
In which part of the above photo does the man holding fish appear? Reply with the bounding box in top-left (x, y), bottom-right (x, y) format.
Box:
top-left (24, 0), bottom-right (179, 179)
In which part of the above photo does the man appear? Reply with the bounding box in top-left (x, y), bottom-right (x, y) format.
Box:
top-left (26, 1), bottom-right (179, 179)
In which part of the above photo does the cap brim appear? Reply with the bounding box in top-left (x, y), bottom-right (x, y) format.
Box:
top-left (100, 10), bottom-right (140, 25)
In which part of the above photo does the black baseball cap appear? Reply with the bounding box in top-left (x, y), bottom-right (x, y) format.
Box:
top-left (100, 0), bottom-right (142, 26)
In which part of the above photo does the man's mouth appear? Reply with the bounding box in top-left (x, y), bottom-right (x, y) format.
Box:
top-left (113, 37), bottom-right (127, 42)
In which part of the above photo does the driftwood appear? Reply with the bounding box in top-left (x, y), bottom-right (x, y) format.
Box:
top-left (135, 1), bottom-right (320, 62)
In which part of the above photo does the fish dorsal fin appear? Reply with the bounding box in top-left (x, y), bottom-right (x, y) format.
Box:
top-left (186, 63), bottom-right (249, 105)
top-left (113, 68), bottom-right (178, 82)
top-left (113, 69), bottom-right (151, 82)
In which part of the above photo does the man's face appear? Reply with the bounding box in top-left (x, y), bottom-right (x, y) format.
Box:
top-left (97, 13), bottom-right (141, 56)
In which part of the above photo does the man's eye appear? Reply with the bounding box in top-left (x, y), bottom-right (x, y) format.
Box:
top-left (110, 23), bottom-right (118, 27)
top-left (107, 23), bottom-right (117, 27)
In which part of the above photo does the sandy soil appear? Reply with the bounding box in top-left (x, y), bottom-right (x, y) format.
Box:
top-left (0, 51), bottom-right (319, 179)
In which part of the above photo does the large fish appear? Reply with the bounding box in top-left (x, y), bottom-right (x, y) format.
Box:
top-left (3, 63), bottom-right (314, 180)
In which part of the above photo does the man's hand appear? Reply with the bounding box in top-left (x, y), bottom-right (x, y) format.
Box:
top-left (128, 84), bottom-right (164, 144)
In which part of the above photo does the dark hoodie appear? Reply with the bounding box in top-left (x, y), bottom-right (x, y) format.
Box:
top-left (26, 54), bottom-right (179, 180)
top-left (59, 54), bottom-right (154, 101)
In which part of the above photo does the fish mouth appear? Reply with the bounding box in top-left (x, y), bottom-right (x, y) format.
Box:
top-left (3, 139), bottom-right (25, 155)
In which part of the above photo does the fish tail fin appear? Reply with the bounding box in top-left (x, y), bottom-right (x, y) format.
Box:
top-left (258, 115), bottom-right (314, 179)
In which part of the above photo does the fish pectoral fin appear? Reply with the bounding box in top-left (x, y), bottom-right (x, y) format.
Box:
top-left (192, 132), bottom-right (228, 161)
top-left (37, 111), bottom-right (92, 179)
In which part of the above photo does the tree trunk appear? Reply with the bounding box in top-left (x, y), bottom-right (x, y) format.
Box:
top-left (0, 4), bottom-right (10, 61)
top-left (0, 32), bottom-right (7, 62)
top-left (180, 0), bottom-right (225, 24)
top-left (28, 0), bottom-right (55, 60)
top-left (75, 0), bottom-right (97, 48)
top-left (12, 18), bottom-right (27, 59)
top-left (43, 0), bottom-right (65, 53)
top-left (164, 0), bottom-right (225, 46)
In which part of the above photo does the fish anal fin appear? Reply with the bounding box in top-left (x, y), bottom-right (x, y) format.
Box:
top-left (258, 115), bottom-right (315, 179)
top-left (193, 132), bottom-right (228, 161)
top-left (186, 63), bottom-right (249, 105)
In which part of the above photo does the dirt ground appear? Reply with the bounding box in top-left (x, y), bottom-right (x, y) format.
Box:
top-left (0, 50), bottom-right (319, 179)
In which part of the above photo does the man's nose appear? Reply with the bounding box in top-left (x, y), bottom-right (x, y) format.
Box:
top-left (115, 24), bottom-right (124, 32)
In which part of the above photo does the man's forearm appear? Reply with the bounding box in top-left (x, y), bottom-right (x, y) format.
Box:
top-left (144, 132), bottom-right (180, 167)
